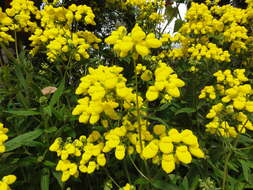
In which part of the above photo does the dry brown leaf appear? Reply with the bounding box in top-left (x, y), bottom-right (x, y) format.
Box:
top-left (41, 86), bottom-right (57, 95)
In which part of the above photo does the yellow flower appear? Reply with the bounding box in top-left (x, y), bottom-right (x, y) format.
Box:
top-left (115, 145), bottom-right (125, 160)
top-left (176, 145), bottom-right (192, 164)
top-left (159, 136), bottom-right (174, 154)
top-left (97, 153), bottom-right (106, 166)
top-left (146, 86), bottom-right (159, 101)
top-left (161, 154), bottom-right (175, 173)
top-left (168, 129), bottom-right (181, 143)
top-left (2, 175), bottom-right (16, 185)
top-left (153, 124), bottom-right (166, 136)
top-left (142, 140), bottom-right (159, 159)
top-left (189, 146), bottom-right (205, 158)
top-left (180, 129), bottom-right (198, 146)
top-left (87, 161), bottom-right (96, 174)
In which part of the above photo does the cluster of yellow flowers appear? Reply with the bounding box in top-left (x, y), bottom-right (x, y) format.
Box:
top-left (145, 127), bottom-right (205, 173)
top-left (166, 1), bottom-right (252, 66)
top-left (180, 3), bottom-right (224, 35)
top-left (135, 63), bottom-right (152, 81)
top-left (29, 4), bottom-right (100, 61)
top-left (125, 0), bottom-right (164, 8)
top-left (135, 0), bottom-right (165, 25)
top-left (50, 114), bottom-right (205, 181)
top-left (72, 65), bottom-right (142, 125)
top-left (146, 62), bottom-right (185, 102)
top-left (0, 175), bottom-right (16, 190)
top-left (0, 8), bottom-right (14, 44)
top-left (121, 183), bottom-right (135, 190)
top-left (199, 69), bottom-right (253, 137)
top-left (105, 24), bottom-right (162, 57)
top-left (0, 122), bottom-right (9, 153)
top-left (5, 0), bottom-right (40, 32)
top-left (187, 43), bottom-right (230, 62)
top-left (0, 123), bottom-right (16, 189)
top-left (49, 59), bottom-right (205, 182)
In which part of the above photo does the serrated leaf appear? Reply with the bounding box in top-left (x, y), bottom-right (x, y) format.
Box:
top-left (5, 129), bottom-right (43, 151)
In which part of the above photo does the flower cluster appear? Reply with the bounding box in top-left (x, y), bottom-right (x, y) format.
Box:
top-left (72, 65), bottom-right (142, 124)
top-left (29, 4), bottom-right (100, 62)
top-left (0, 123), bottom-right (16, 189)
top-left (5, 0), bottom-right (40, 32)
top-left (50, 62), bottom-right (204, 182)
top-left (199, 69), bottom-right (253, 137)
top-left (120, 183), bottom-right (135, 190)
top-left (165, 1), bottom-right (253, 68)
top-left (142, 127), bottom-right (205, 173)
top-left (50, 116), bottom-right (205, 181)
top-left (105, 24), bottom-right (162, 57)
top-left (135, 63), bottom-right (152, 81)
top-left (187, 43), bottom-right (230, 62)
top-left (180, 3), bottom-right (223, 35)
top-left (0, 8), bottom-right (14, 44)
top-left (0, 122), bottom-right (9, 153)
top-left (146, 62), bottom-right (185, 102)
top-left (0, 175), bottom-right (16, 190)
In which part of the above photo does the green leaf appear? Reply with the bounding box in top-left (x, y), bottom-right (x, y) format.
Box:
top-left (14, 63), bottom-right (28, 92)
top-left (143, 115), bottom-right (169, 128)
top-left (52, 171), bottom-right (64, 190)
top-left (0, 42), bottom-right (17, 63)
top-left (41, 168), bottom-right (50, 190)
top-left (181, 177), bottom-right (189, 190)
top-left (43, 106), bottom-right (52, 117)
top-left (49, 79), bottom-right (65, 108)
top-left (134, 177), bottom-right (149, 185)
top-left (174, 19), bottom-right (184, 33)
top-left (189, 175), bottom-right (200, 190)
top-left (5, 129), bottom-right (44, 151)
top-left (175, 107), bottom-right (196, 115)
top-left (240, 160), bottom-right (250, 182)
top-left (5, 109), bottom-right (41, 116)
top-left (23, 141), bottom-right (45, 147)
top-left (151, 179), bottom-right (180, 190)
top-left (45, 126), bottom-right (58, 133)
top-left (155, 103), bottom-right (170, 112)
top-left (43, 161), bottom-right (56, 168)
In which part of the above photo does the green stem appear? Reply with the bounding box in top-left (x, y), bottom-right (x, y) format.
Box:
top-left (222, 119), bottom-right (248, 190)
top-left (133, 59), bottom-right (143, 151)
top-left (237, 145), bottom-right (253, 150)
top-left (123, 159), bottom-right (132, 184)
top-left (14, 30), bottom-right (20, 64)
top-left (133, 58), bottom-right (151, 181)
top-left (104, 167), bottom-right (121, 188)
top-left (129, 155), bottom-right (150, 182)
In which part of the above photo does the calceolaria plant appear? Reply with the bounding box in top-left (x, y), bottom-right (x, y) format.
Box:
top-left (1, 0), bottom-right (253, 189)
top-left (199, 69), bottom-right (253, 137)
top-left (50, 63), bottom-right (205, 182)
